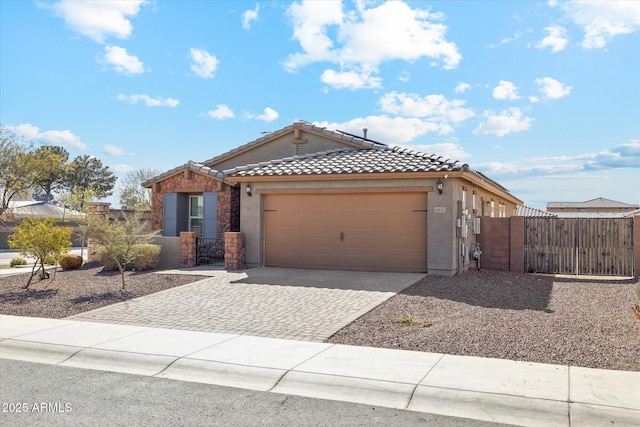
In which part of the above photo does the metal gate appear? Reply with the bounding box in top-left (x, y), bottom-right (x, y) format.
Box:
top-left (196, 237), bottom-right (225, 266)
top-left (524, 218), bottom-right (634, 276)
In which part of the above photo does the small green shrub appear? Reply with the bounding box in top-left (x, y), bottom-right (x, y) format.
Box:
top-left (43, 254), bottom-right (57, 265)
top-left (10, 257), bottom-right (27, 267)
top-left (97, 246), bottom-right (120, 271)
top-left (132, 244), bottom-right (161, 271)
top-left (59, 254), bottom-right (83, 270)
top-left (394, 314), bottom-right (426, 327)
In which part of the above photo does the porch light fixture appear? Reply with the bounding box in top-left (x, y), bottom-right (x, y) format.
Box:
top-left (245, 183), bottom-right (252, 197)
top-left (436, 179), bottom-right (443, 195)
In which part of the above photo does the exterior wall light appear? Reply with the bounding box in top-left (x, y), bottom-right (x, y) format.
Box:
top-left (436, 179), bottom-right (443, 195)
top-left (245, 183), bottom-right (252, 197)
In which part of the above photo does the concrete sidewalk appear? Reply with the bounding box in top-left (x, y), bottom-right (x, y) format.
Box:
top-left (1, 315), bottom-right (638, 426)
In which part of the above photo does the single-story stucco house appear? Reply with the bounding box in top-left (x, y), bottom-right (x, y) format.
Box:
top-left (143, 121), bottom-right (523, 276)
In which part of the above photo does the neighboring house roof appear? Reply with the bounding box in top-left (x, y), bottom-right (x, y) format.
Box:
top-left (142, 161), bottom-right (228, 188)
top-left (517, 205), bottom-right (556, 217)
top-left (547, 197), bottom-right (640, 210)
top-left (201, 120), bottom-right (387, 168)
top-left (554, 210), bottom-right (640, 218)
top-left (3, 200), bottom-right (84, 220)
top-left (223, 146), bottom-right (466, 177)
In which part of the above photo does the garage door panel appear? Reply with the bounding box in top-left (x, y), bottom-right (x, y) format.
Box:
top-left (264, 193), bottom-right (427, 272)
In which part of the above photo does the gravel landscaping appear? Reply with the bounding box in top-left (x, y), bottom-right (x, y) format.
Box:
top-left (328, 269), bottom-right (640, 372)
top-left (1, 265), bottom-right (638, 372)
top-left (0, 262), bottom-right (208, 318)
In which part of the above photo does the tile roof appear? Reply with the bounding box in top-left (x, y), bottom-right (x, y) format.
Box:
top-left (202, 120), bottom-right (387, 167)
top-left (516, 205), bottom-right (556, 217)
top-left (142, 161), bottom-right (226, 187)
top-left (224, 146), bottom-right (467, 177)
top-left (547, 197), bottom-right (640, 209)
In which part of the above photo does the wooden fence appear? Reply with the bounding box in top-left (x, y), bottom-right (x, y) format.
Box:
top-left (524, 218), bottom-right (634, 276)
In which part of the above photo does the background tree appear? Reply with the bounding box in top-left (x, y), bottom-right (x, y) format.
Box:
top-left (65, 155), bottom-right (116, 209)
top-left (88, 211), bottom-right (157, 290)
top-left (59, 187), bottom-right (96, 260)
top-left (8, 217), bottom-right (72, 289)
top-left (0, 127), bottom-right (40, 218)
top-left (118, 168), bottom-right (161, 210)
top-left (32, 146), bottom-right (70, 201)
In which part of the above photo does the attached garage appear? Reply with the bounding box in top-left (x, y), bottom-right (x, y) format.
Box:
top-left (263, 192), bottom-right (428, 272)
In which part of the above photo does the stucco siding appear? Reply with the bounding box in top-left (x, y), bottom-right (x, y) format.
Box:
top-left (209, 132), bottom-right (361, 171)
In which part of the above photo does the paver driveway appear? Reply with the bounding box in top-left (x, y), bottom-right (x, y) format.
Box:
top-left (68, 267), bottom-right (425, 342)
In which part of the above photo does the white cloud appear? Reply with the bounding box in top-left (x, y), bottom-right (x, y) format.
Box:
top-left (399, 142), bottom-right (471, 160)
top-left (454, 82), bottom-right (470, 93)
top-left (586, 139), bottom-right (640, 169)
top-left (247, 107), bottom-right (279, 122)
top-left (488, 31), bottom-right (522, 48)
top-left (206, 104), bottom-right (235, 119)
top-left (473, 107), bottom-right (532, 137)
top-left (397, 71), bottom-right (411, 82)
top-left (99, 45), bottom-right (144, 75)
top-left (285, 1), bottom-right (461, 88)
top-left (476, 139), bottom-right (640, 177)
top-left (49, 0), bottom-right (147, 43)
top-left (535, 77), bottom-right (572, 99)
top-left (103, 144), bottom-right (133, 156)
top-left (536, 26), bottom-right (568, 53)
top-left (242, 4), bottom-right (260, 30)
top-left (315, 115), bottom-right (450, 145)
top-left (379, 92), bottom-right (475, 123)
top-left (320, 68), bottom-right (382, 90)
top-left (110, 164), bottom-right (136, 173)
top-left (9, 123), bottom-right (88, 150)
top-left (117, 94), bottom-right (179, 107)
top-left (557, 0), bottom-right (640, 49)
top-left (190, 48), bottom-right (219, 79)
top-left (492, 80), bottom-right (520, 100)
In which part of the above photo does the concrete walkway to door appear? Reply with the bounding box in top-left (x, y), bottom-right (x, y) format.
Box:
top-left (68, 268), bottom-right (425, 342)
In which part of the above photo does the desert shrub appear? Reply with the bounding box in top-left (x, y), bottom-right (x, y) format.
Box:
top-left (10, 257), bottom-right (27, 267)
top-left (59, 254), bottom-right (83, 270)
top-left (43, 254), bottom-right (57, 265)
top-left (132, 244), bottom-right (160, 271)
top-left (97, 246), bottom-right (120, 271)
top-left (394, 314), bottom-right (426, 327)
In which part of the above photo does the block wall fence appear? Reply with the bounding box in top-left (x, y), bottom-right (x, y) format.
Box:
top-left (477, 216), bottom-right (639, 277)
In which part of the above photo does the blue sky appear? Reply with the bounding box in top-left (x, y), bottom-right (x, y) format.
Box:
top-left (1, 0), bottom-right (638, 209)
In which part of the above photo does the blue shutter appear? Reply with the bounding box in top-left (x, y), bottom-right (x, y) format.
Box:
top-left (163, 193), bottom-right (177, 236)
top-left (202, 192), bottom-right (218, 238)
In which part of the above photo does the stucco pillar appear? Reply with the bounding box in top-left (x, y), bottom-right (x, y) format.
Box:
top-left (509, 216), bottom-right (525, 273)
top-left (87, 202), bottom-right (110, 263)
top-left (224, 232), bottom-right (245, 270)
top-left (180, 231), bottom-right (198, 268)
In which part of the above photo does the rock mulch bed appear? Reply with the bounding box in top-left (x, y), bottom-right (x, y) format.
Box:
top-left (0, 262), bottom-right (208, 319)
top-left (2, 265), bottom-right (638, 371)
top-left (329, 270), bottom-right (640, 372)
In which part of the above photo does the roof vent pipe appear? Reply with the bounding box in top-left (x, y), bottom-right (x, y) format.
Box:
top-left (363, 128), bottom-right (368, 139)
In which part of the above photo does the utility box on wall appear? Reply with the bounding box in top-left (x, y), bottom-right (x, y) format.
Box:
top-left (473, 217), bottom-right (481, 234)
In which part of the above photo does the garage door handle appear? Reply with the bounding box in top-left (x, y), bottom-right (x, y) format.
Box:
top-left (340, 231), bottom-right (344, 241)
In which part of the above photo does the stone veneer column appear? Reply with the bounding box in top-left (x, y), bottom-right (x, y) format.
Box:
top-left (224, 232), bottom-right (245, 270)
top-left (180, 232), bottom-right (198, 268)
top-left (87, 202), bottom-right (110, 263)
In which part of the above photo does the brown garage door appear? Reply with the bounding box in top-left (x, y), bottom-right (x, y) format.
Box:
top-left (264, 192), bottom-right (427, 272)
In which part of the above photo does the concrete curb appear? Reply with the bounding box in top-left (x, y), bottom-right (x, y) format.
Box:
top-left (1, 315), bottom-right (638, 426)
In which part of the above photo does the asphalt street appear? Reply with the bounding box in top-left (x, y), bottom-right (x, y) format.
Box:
top-left (0, 359), bottom-right (507, 427)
